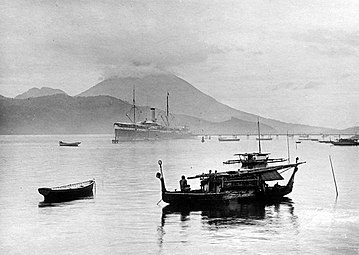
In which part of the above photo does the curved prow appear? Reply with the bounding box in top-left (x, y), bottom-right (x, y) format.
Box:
top-left (156, 160), bottom-right (167, 193)
top-left (285, 157), bottom-right (300, 192)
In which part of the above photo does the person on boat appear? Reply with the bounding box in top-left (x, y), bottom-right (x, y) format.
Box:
top-left (274, 182), bottom-right (279, 189)
top-left (208, 170), bottom-right (217, 192)
top-left (179, 175), bottom-right (190, 192)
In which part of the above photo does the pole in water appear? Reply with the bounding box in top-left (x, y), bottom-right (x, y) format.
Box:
top-left (329, 155), bottom-right (339, 198)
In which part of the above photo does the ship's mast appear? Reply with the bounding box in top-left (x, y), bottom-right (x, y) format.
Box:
top-left (125, 85), bottom-right (139, 130)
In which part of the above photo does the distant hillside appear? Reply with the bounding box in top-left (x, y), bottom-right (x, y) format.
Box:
top-left (0, 94), bottom-right (133, 134)
top-left (341, 126), bottom-right (359, 134)
top-left (0, 94), bottom-right (275, 135)
top-left (15, 87), bottom-right (67, 99)
top-left (174, 116), bottom-right (275, 134)
top-left (78, 73), bottom-right (337, 133)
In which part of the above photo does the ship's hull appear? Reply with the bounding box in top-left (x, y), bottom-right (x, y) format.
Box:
top-left (114, 128), bottom-right (193, 141)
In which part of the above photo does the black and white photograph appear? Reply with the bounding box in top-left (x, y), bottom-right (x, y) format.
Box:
top-left (1, 0), bottom-right (358, 254)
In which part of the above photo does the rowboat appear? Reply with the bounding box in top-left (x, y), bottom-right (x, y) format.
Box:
top-left (38, 179), bottom-right (95, 203)
top-left (59, 141), bottom-right (81, 146)
top-left (156, 159), bottom-right (305, 206)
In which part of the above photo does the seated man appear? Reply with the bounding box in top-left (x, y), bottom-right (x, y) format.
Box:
top-left (179, 175), bottom-right (191, 192)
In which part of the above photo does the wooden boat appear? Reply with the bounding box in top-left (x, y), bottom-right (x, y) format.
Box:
top-left (38, 179), bottom-right (95, 203)
top-left (223, 122), bottom-right (285, 169)
top-left (218, 136), bottom-right (240, 142)
top-left (59, 141), bottom-right (81, 147)
top-left (223, 152), bottom-right (287, 168)
top-left (331, 138), bottom-right (359, 146)
top-left (156, 159), bottom-right (305, 206)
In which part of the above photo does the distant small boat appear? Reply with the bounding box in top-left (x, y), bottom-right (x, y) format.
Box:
top-left (331, 138), bottom-right (359, 146)
top-left (223, 152), bottom-right (287, 168)
top-left (38, 179), bottom-right (95, 203)
top-left (256, 136), bottom-right (272, 141)
top-left (295, 141), bottom-right (301, 144)
top-left (59, 141), bottom-right (81, 147)
top-left (318, 140), bottom-right (332, 144)
top-left (298, 135), bottom-right (311, 141)
top-left (218, 136), bottom-right (240, 142)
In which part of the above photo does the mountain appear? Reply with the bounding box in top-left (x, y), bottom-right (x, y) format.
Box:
top-left (0, 94), bottom-right (274, 135)
top-left (15, 87), bottom-right (67, 99)
top-left (78, 73), bottom-right (336, 133)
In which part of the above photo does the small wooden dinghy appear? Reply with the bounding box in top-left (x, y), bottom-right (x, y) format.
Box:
top-left (59, 141), bottom-right (81, 147)
top-left (38, 179), bottom-right (95, 203)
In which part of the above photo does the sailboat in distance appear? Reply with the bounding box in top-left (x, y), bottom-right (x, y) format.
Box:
top-left (112, 90), bottom-right (192, 142)
top-left (223, 119), bottom-right (286, 168)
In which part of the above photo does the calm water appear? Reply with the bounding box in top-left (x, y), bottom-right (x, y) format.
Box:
top-left (0, 135), bottom-right (358, 254)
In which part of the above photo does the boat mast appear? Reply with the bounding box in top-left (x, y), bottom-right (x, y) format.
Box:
top-left (133, 86), bottom-right (136, 130)
top-left (166, 92), bottom-right (169, 126)
top-left (257, 118), bottom-right (262, 153)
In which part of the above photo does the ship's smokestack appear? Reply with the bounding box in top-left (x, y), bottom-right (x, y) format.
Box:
top-left (150, 108), bottom-right (156, 122)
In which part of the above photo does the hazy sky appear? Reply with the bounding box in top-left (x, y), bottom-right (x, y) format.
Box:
top-left (1, 0), bottom-right (359, 129)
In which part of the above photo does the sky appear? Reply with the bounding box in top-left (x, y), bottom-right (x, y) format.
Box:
top-left (1, 0), bottom-right (359, 129)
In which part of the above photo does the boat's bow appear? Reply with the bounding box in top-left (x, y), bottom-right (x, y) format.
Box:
top-left (283, 158), bottom-right (301, 194)
top-left (38, 188), bottom-right (51, 196)
top-left (156, 160), bottom-right (167, 193)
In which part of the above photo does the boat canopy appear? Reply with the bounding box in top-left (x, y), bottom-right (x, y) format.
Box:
top-left (260, 170), bottom-right (283, 181)
top-left (188, 162), bottom-right (304, 180)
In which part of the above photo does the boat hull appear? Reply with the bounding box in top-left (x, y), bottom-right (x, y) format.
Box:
top-left (161, 187), bottom-right (291, 206)
top-left (59, 141), bottom-right (81, 147)
top-left (331, 141), bottom-right (359, 146)
top-left (114, 128), bottom-right (193, 141)
top-left (218, 138), bottom-right (240, 142)
top-left (38, 180), bottom-right (95, 203)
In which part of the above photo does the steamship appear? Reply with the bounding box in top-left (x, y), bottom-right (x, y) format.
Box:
top-left (112, 91), bottom-right (192, 142)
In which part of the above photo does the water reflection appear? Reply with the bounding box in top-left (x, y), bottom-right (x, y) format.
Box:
top-left (161, 197), bottom-right (294, 220)
top-left (38, 196), bottom-right (94, 207)
top-left (158, 198), bottom-right (297, 249)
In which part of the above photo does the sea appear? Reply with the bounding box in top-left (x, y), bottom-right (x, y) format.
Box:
top-left (0, 135), bottom-right (358, 254)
